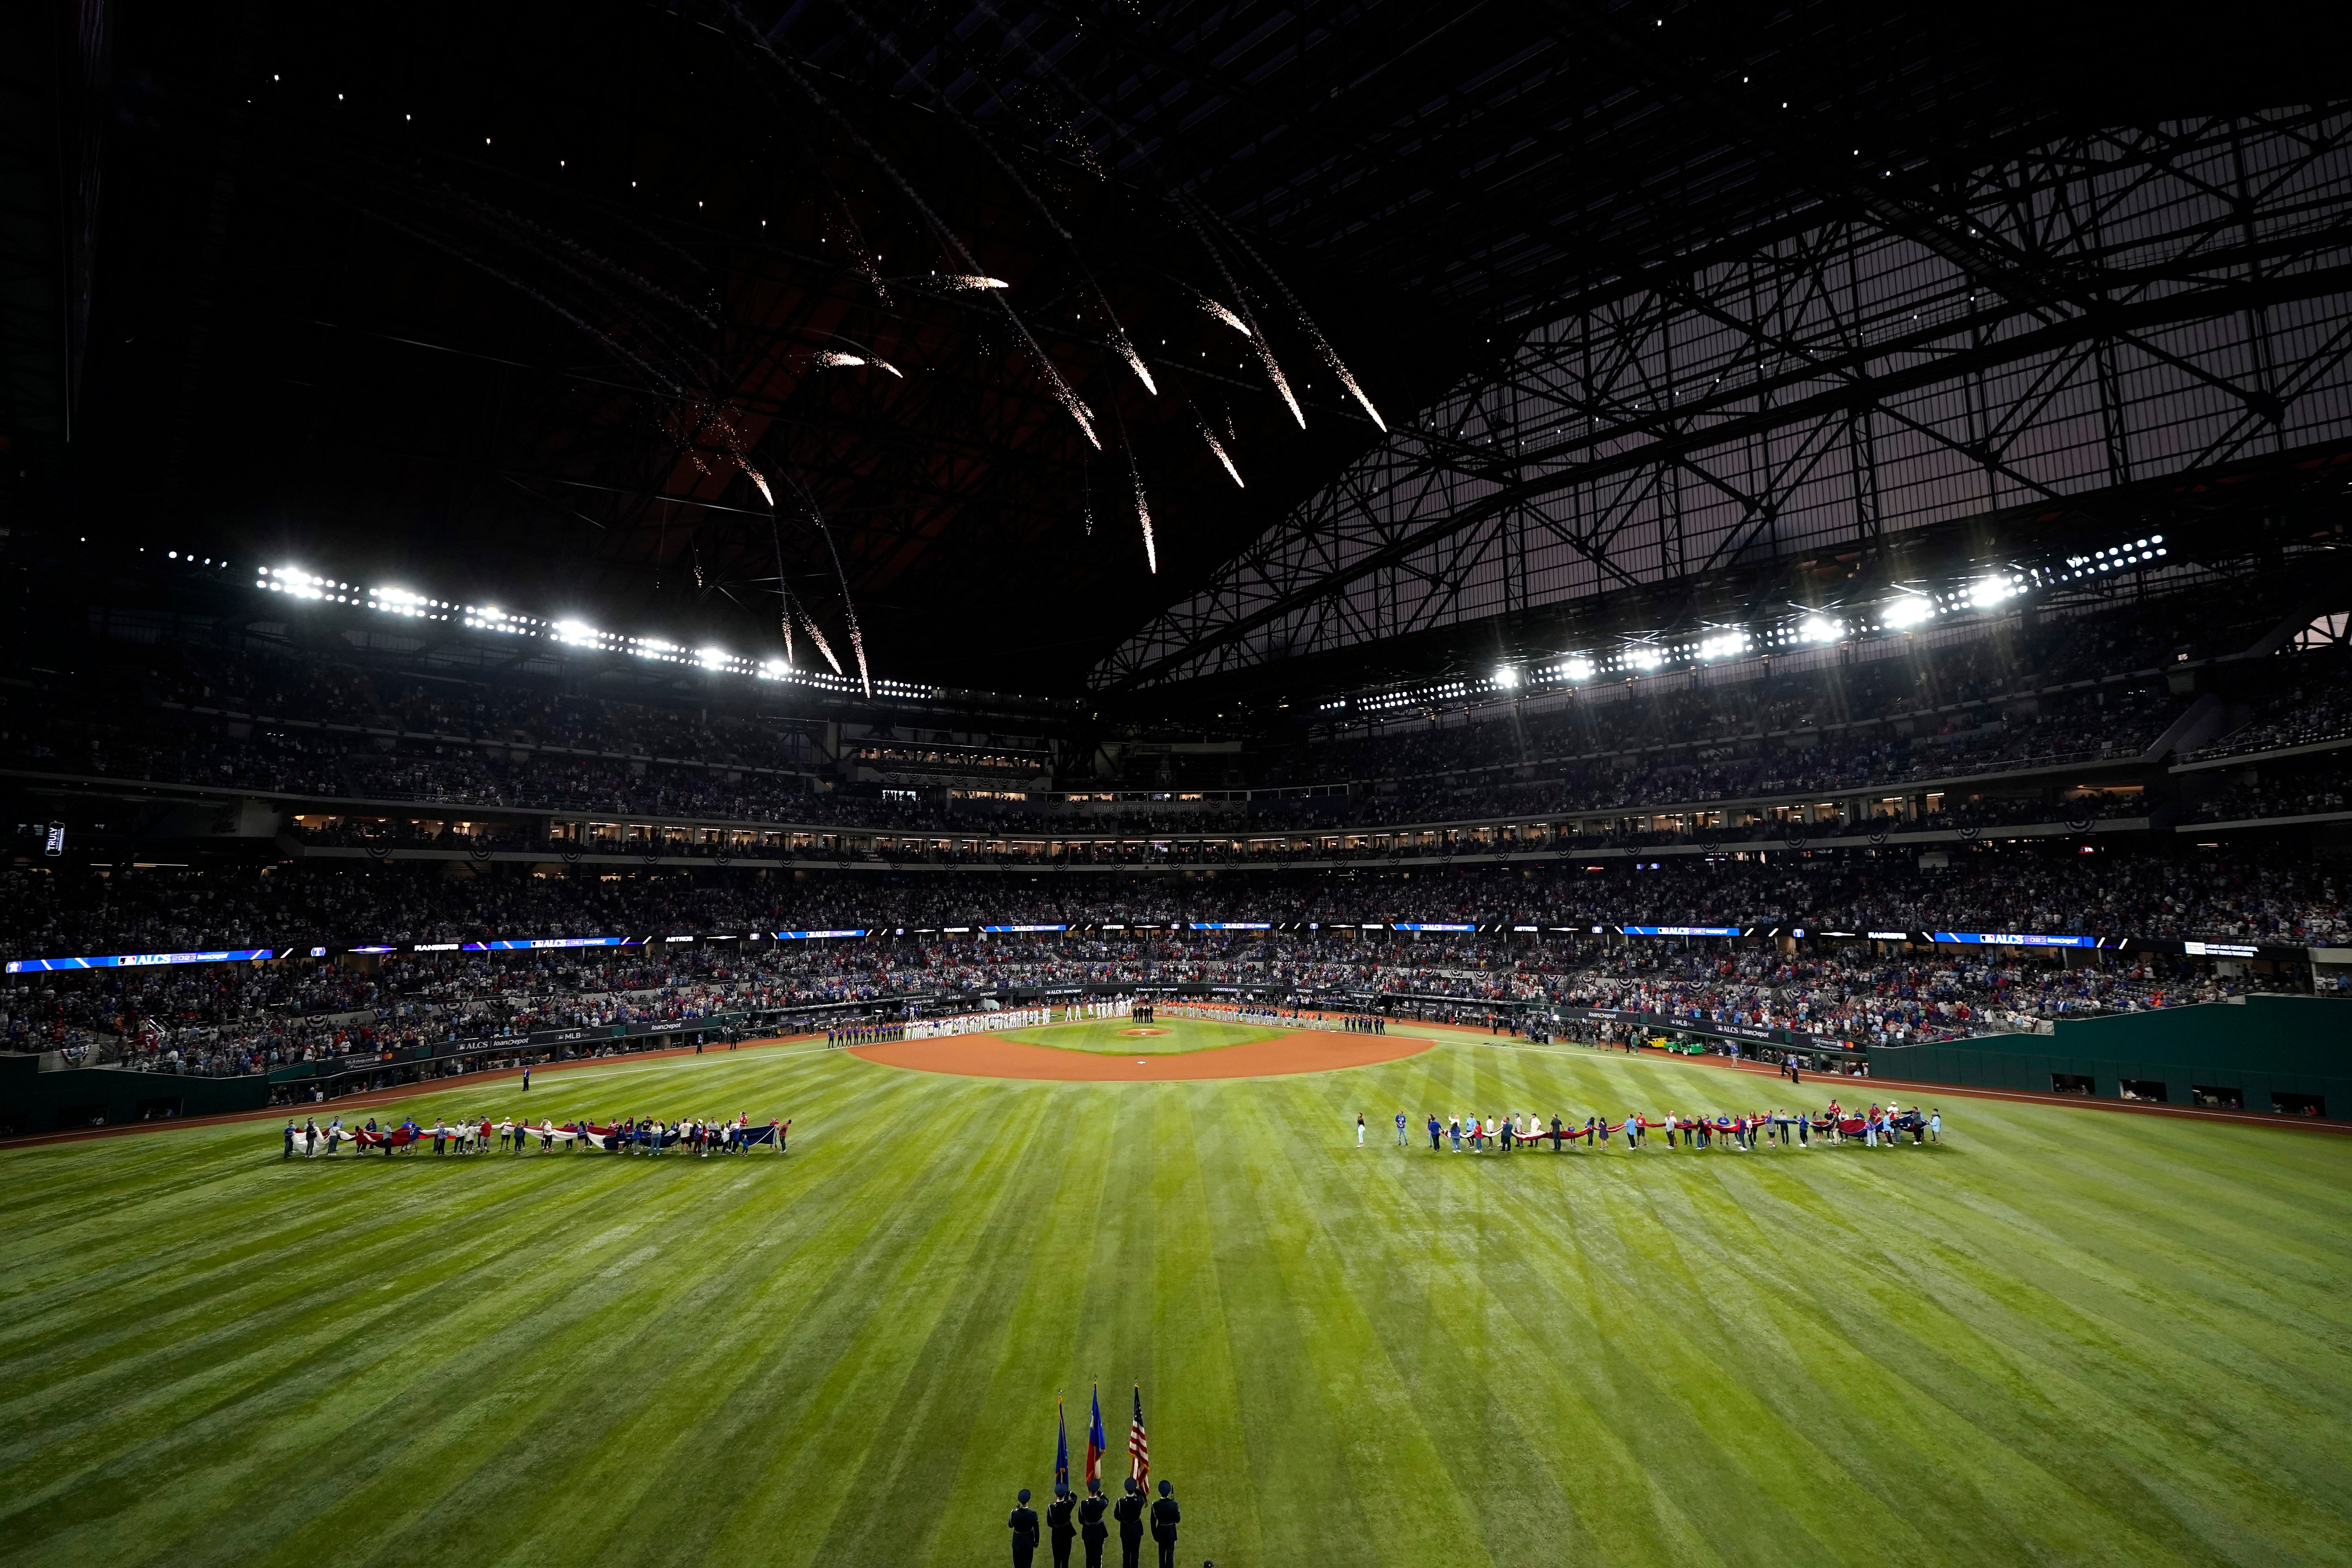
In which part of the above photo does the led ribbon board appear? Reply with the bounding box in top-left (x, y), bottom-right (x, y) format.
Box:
top-left (1929, 932), bottom-right (2098, 948)
top-left (1392, 922), bottom-right (1475, 932)
top-left (773, 929), bottom-right (869, 940)
top-left (980, 924), bottom-right (1067, 933)
top-left (6, 948), bottom-right (274, 974)
top-left (1617, 925), bottom-right (1742, 937)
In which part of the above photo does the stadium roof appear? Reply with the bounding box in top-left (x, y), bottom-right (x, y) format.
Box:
top-left (10, 0), bottom-right (2350, 698)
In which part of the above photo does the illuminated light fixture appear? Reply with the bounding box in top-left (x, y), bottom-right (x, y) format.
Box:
top-left (1798, 615), bottom-right (1843, 644)
top-left (697, 646), bottom-right (729, 669)
top-left (1628, 646), bottom-right (1666, 670)
top-left (1494, 665), bottom-right (1521, 688)
top-left (1881, 595), bottom-right (1933, 629)
top-left (1698, 631), bottom-right (1749, 661)
top-left (1561, 656), bottom-right (1595, 682)
top-left (1967, 576), bottom-right (2021, 610)
top-left (554, 619), bottom-right (601, 647)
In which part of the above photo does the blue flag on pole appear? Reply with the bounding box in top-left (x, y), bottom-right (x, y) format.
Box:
top-left (1055, 1396), bottom-right (1070, 1495)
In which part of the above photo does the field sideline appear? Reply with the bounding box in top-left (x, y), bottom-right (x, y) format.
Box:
top-left (2, 1031), bottom-right (2348, 1568)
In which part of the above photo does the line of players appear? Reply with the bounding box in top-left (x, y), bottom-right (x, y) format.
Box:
top-left (1388, 1102), bottom-right (1943, 1152)
top-left (279, 1112), bottom-right (787, 1157)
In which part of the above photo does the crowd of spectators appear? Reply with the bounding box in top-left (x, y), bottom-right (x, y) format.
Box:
top-left (0, 845), bottom-right (2336, 1074)
top-left (2185, 657), bottom-right (2352, 762)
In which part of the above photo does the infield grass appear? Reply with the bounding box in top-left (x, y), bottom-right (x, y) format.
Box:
top-left (3, 1032), bottom-right (2350, 1568)
top-left (999, 1017), bottom-right (1288, 1054)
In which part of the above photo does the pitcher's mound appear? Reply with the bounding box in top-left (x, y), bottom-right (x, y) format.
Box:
top-left (851, 1029), bottom-right (1434, 1082)
top-left (1116, 1026), bottom-right (1170, 1038)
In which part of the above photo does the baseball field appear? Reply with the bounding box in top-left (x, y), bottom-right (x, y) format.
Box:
top-left (2, 1024), bottom-right (2349, 1568)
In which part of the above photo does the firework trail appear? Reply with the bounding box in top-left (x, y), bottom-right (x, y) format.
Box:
top-left (824, 0), bottom-right (1158, 397)
top-left (716, 0), bottom-right (1099, 449)
top-left (1173, 199), bottom-right (1302, 427)
top-left (1129, 446), bottom-right (1156, 573)
top-left (967, 10), bottom-right (1305, 429)
top-left (1195, 293), bottom-right (1252, 337)
top-left (778, 471), bottom-right (871, 696)
top-left (1193, 406), bottom-right (1245, 488)
top-left (1194, 204), bottom-right (1385, 430)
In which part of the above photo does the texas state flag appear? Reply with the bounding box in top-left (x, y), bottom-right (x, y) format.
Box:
top-left (1085, 1384), bottom-right (1106, 1485)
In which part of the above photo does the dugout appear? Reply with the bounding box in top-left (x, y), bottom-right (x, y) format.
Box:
top-left (1874, 996), bottom-right (2352, 1120)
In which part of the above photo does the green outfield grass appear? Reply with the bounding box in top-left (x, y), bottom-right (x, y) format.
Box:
top-left (997, 1017), bottom-right (1289, 1054)
top-left (4, 1033), bottom-right (2351, 1568)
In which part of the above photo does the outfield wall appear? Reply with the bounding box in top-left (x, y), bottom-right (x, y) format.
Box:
top-left (1877, 996), bottom-right (2352, 1119)
top-left (0, 1053), bottom-right (271, 1135)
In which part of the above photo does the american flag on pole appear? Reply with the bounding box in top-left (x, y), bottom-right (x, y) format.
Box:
top-left (1127, 1385), bottom-right (1149, 1491)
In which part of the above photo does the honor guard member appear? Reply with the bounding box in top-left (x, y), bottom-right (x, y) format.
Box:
top-left (1046, 1484), bottom-right (1077, 1568)
top-left (1078, 1478), bottom-right (1110, 1568)
top-left (1009, 1488), bottom-right (1041, 1568)
top-left (1149, 1480), bottom-right (1181, 1568)
top-left (1114, 1477), bottom-right (1147, 1568)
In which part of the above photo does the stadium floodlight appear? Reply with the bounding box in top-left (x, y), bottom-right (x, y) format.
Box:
top-left (1798, 615), bottom-right (1843, 644)
top-left (1562, 656), bottom-right (1595, 682)
top-left (1881, 595), bottom-right (1932, 629)
top-left (1967, 576), bottom-right (2020, 610)
top-left (1494, 665), bottom-right (1521, 688)
top-left (697, 646), bottom-right (728, 669)
top-left (554, 619), bottom-right (600, 647)
top-left (371, 586), bottom-right (429, 617)
top-left (1698, 631), bottom-right (1749, 661)
top-left (1628, 646), bottom-right (1666, 670)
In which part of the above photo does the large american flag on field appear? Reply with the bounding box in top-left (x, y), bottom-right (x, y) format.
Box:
top-left (1128, 1385), bottom-right (1149, 1490)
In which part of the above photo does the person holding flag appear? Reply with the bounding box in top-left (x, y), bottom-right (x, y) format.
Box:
top-left (1127, 1384), bottom-right (1150, 1497)
top-left (1048, 1397), bottom-right (1077, 1568)
top-left (1086, 1384), bottom-right (1108, 1490)
top-left (1078, 1479), bottom-right (1109, 1568)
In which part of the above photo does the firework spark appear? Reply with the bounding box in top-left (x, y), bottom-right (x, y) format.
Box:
top-left (801, 613), bottom-right (845, 676)
top-left (1320, 344), bottom-right (1386, 430)
top-left (1131, 456), bottom-right (1156, 574)
top-left (813, 351), bottom-right (866, 368)
top-left (1118, 338), bottom-right (1157, 395)
top-left (1252, 336), bottom-right (1305, 428)
top-left (1196, 414), bottom-right (1244, 488)
top-left (1199, 296), bottom-right (1252, 337)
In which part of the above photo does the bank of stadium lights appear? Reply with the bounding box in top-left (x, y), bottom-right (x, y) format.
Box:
top-left (1325, 541), bottom-right (2171, 717)
top-left (255, 566), bottom-right (939, 700)
top-left (2059, 535), bottom-right (2166, 580)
